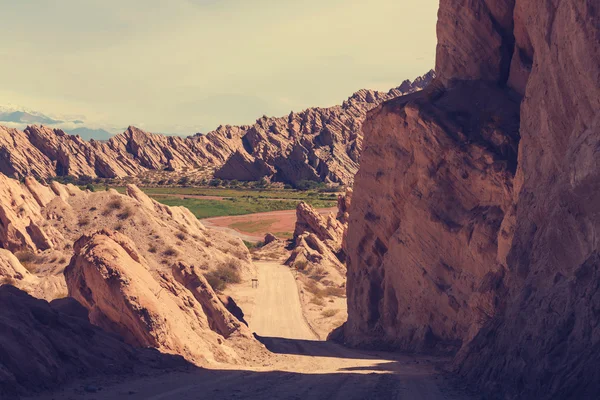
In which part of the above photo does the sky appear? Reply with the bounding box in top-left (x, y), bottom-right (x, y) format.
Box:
top-left (0, 0), bottom-right (439, 135)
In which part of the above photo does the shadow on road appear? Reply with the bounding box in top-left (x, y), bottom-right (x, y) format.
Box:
top-left (255, 334), bottom-right (389, 360)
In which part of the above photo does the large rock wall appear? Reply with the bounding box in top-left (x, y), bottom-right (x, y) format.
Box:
top-left (345, 0), bottom-right (599, 397)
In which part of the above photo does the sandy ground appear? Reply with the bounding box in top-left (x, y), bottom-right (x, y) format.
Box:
top-left (202, 207), bottom-right (337, 242)
top-left (29, 262), bottom-right (473, 400)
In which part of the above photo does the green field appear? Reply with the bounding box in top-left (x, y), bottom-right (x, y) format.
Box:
top-left (153, 195), bottom-right (335, 219)
top-left (91, 185), bottom-right (338, 219)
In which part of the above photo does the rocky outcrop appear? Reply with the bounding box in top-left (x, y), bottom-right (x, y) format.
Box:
top-left (214, 71), bottom-right (435, 186)
top-left (287, 201), bottom-right (348, 286)
top-left (0, 285), bottom-right (187, 399)
top-left (0, 124), bottom-right (245, 181)
top-left (65, 230), bottom-right (254, 365)
top-left (345, 0), bottom-right (599, 398)
top-left (344, 82), bottom-right (520, 352)
top-left (0, 75), bottom-right (433, 186)
top-left (294, 202), bottom-right (345, 253)
top-left (0, 173), bottom-right (254, 301)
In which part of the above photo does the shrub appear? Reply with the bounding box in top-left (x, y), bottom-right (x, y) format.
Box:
top-left (14, 251), bottom-right (39, 272)
top-left (116, 207), bottom-right (132, 220)
top-left (324, 286), bottom-right (346, 298)
top-left (148, 245), bottom-right (158, 254)
top-left (321, 309), bottom-right (339, 318)
top-left (294, 259), bottom-right (308, 271)
top-left (162, 247), bottom-right (178, 257)
top-left (114, 223), bottom-right (124, 231)
top-left (243, 240), bottom-right (264, 250)
top-left (85, 183), bottom-right (95, 192)
top-left (78, 216), bottom-right (90, 227)
top-left (0, 276), bottom-right (17, 286)
top-left (107, 199), bottom-right (123, 210)
top-left (175, 232), bottom-right (186, 241)
top-left (205, 260), bottom-right (242, 292)
top-left (310, 296), bottom-right (325, 307)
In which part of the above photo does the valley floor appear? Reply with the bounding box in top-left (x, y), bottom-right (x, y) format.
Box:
top-left (28, 262), bottom-right (472, 400)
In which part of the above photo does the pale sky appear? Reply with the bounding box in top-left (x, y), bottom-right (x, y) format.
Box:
top-left (0, 0), bottom-right (438, 135)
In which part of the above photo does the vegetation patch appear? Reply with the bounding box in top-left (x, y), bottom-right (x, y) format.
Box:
top-left (321, 309), bottom-right (339, 318)
top-left (205, 260), bottom-right (242, 292)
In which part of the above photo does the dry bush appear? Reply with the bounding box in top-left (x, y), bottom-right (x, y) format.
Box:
top-left (107, 199), bottom-right (123, 210)
top-left (304, 279), bottom-right (345, 298)
top-left (294, 259), bottom-right (308, 271)
top-left (78, 216), bottom-right (90, 227)
top-left (14, 251), bottom-right (40, 272)
top-left (310, 296), bottom-right (325, 307)
top-left (116, 207), bottom-right (132, 220)
top-left (148, 245), bottom-right (158, 254)
top-left (175, 232), bottom-right (186, 241)
top-left (0, 276), bottom-right (17, 286)
top-left (89, 207), bottom-right (97, 212)
top-left (114, 223), bottom-right (124, 231)
top-left (324, 286), bottom-right (346, 298)
top-left (321, 309), bottom-right (339, 318)
top-left (205, 260), bottom-right (242, 292)
top-left (309, 266), bottom-right (327, 281)
top-left (162, 247), bottom-right (178, 257)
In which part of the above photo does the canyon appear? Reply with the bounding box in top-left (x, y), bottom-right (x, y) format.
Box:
top-left (0, 0), bottom-right (597, 398)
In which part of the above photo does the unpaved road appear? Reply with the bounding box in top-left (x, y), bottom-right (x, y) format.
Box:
top-left (30, 262), bottom-right (472, 400)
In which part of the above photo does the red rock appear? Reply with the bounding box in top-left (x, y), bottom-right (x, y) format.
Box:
top-left (344, 0), bottom-right (599, 397)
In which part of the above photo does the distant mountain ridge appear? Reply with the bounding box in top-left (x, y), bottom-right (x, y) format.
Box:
top-left (0, 71), bottom-right (434, 185)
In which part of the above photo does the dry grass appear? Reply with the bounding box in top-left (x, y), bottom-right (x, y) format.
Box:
top-left (14, 251), bottom-right (40, 272)
top-left (78, 216), bottom-right (91, 227)
top-left (305, 279), bottom-right (346, 298)
top-left (294, 259), bottom-right (308, 271)
top-left (107, 199), bottom-right (123, 210)
top-left (116, 207), bottom-right (133, 220)
top-left (162, 247), bottom-right (178, 257)
top-left (205, 259), bottom-right (242, 292)
top-left (0, 276), bottom-right (17, 286)
top-left (321, 309), bottom-right (339, 318)
top-left (310, 296), bottom-right (325, 307)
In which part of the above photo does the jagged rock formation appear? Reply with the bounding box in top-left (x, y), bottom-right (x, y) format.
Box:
top-left (0, 173), bottom-right (261, 365)
top-left (287, 201), bottom-right (346, 282)
top-left (0, 75), bottom-right (433, 186)
top-left (0, 125), bottom-right (244, 180)
top-left (344, 0), bottom-right (599, 398)
top-left (215, 72), bottom-right (435, 186)
top-left (0, 285), bottom-right (188, 399)
top-left (65, 230), bottom-right (256, 365)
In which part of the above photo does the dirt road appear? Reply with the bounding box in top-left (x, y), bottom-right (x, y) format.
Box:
top-left (30, 262), bottom-right (472, 400)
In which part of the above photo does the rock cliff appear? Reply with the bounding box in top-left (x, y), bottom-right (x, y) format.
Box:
top-left (215, 72), bottom-right (435, 186)
top-left (65, 230), bottom-right (256, 365)
top-left (344, 0), bottom-right (599, 398)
